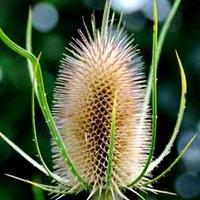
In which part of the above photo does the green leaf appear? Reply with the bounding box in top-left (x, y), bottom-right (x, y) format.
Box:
top-left (147, 51), bottom-right (187, 172)
top-left (106, 91), bottom-right (117, 189)
top-left (101, 0), bottom-right (111, 39)
top-left (129, 0), bottom-right (158, 187)
top-left (32, 53), bottom-right (50, 174)
top-left (5, 174), bottom-right (67, 194)
top-left (26, 8), bottom-right (34, 81)
top-left (157, 0), bottom-right (182, 60)
top-left (140, 187), bottom-right (177, 196)
top-left (0, 18), bottom-right (89, 190)
top-left (0, 132), bottom-right (48, 175)
top-left (131, 0), bottom-right (183, 186)
top-left (144, 0), bottom-right (182, 110)
top-left (31, 53), bottom-right (67, 184)
top-left (142, 135), bottom-right (196, 186)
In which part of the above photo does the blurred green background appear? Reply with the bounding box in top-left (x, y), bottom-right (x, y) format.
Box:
top-left (0, 0), bottom-right (200, 199)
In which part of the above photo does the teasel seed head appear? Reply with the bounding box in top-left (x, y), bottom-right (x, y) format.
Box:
top-left (0, 0), bottom-right (190, 199)
top-left (52, 1), bottom-right (151, 198)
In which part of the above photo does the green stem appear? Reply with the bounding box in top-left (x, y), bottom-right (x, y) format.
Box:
top-left (106, 91), bottom-right (117, 189)
top-left (0, 27), bottom-right (89, 190)
top-left (128, 0), bottom-right (158, 187)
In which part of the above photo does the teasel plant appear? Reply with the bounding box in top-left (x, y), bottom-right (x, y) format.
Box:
top-left (0, 0), bottom-right (196, 199)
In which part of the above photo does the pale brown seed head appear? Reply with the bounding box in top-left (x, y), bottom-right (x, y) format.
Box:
top-left (52, 20), bottom-right (151, 194)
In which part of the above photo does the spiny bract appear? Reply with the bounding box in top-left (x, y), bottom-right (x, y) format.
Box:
top-left (52, 1), bottom-right (151, 199)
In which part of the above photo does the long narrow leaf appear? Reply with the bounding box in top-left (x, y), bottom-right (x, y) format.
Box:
top-left (101, 0), bottom-right (111, 39)
top-left (157, 0), bottom-right (182, 60)
top-left (144, 0), bottom-right (182, 113)
top-left (32, 53), bottom-right (51, 174)
top-left (132, 0), bottom-right (182, 186)
top-left (0, 132), bottom-right (48, 175)
top-left (142, 0), bottom-right (182, 154)
top-left (5, 174), bottom-right (66, 194)
top-left (24, 11), bottom-right (89, 189)
top-left (0, 28), bottom-right (89, 189)
top-left (140, 187), bottom-right (176, 196)
top-left (142, 135), bottom-right (196, 186)
top-left (147, 51), bottom-right (187, 172)
top-left (26, 9), bottom-right (34, 81)
top-left (32, 54), bottom-right (67, 184)
top-left (106, 91), bottom-right (117, 189)
top-left (129, 0), bottom-right (158, 187)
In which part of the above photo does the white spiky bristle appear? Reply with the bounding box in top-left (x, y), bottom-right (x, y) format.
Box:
top-left (51, 2), bottom-right (151, 197)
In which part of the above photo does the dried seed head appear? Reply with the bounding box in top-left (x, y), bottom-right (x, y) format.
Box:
top-left (52, 2), bottom-right (151, 197)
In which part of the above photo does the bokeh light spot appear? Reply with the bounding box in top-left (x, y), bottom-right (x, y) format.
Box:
top-left (175, 173), bottom-right (200, 199)
top-left (177, 131), bottom-right (200, 173)
top-left (32, 3), bottom-right (59, 33)
top-left (111, 0), bottom-right (148, 14)
top-left (142, 0), bottom-right (171, 22)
